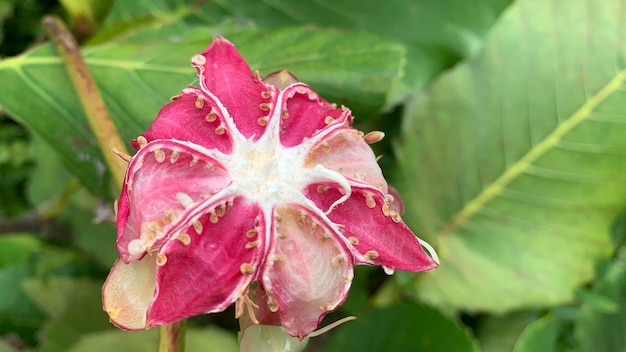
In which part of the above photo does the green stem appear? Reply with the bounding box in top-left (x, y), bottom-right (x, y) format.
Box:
top-left (158, 321), bottom-right (186, 352)
top-left (41, 15), bottom-right (128, 191)
top-left (42, 15), bottom-right (187, 352)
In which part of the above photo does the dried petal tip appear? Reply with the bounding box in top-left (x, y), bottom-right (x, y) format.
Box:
top-left (262, 70), bottom-right (299, 90)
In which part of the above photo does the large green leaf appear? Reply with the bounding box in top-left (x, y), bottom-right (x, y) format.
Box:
top-left (97, 0), bottom-right (512, 93)
top-left (394, 0), bottom-right (626, 311)
top-left (0, 27), bottom-right (404, 198)
top-left (574, 249), bottom-right (626, 352)
top-left (322, 304), bottom-right (477, 352)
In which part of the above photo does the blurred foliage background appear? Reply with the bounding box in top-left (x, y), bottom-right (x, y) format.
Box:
top-left (0, 0), bottom-right (625, 351)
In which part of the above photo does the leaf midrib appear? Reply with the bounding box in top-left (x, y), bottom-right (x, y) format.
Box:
top-left (439, 68), bottom-right (626, 237)
top-left (0, 46), bottom-right (402, 74)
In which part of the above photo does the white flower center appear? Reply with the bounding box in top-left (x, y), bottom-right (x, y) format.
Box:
top-left (223, 137), bottom-right (312, 208)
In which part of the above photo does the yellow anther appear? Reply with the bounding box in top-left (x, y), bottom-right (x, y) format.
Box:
top-left (364, 250), bottom-right (379, 260)
top-left (136, 136), bottom-right (148, 148)
top-left (153, 149), bottom-right (165, 163)
top-left (364, 131), bottom-right (385, 144)
top-left (195, 96), bottom-right (205, 109)
top-left (170, 150), bottom-right (180, 163)
top-left (205, 111), bottom-right (217, 122)
top-left (156, 253), bottom-right (168, 266)
top-left (245, 240), bottom-right (259, 249)
top-left (177, 233), bottom-right (191, 246)
top-left (365, 194), bottom-right (376, 209)
top-left (240, 263), bottom-right (256, 274)
top-left (317, 185), bottom-right (328, 193)
top-left (191, 54), bottom-right (206, 66)
top-left (192, 220), bottom-right (203, 235)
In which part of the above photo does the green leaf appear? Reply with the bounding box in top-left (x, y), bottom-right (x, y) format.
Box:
top-left (0, 234), bottom-right (42, 268)
top-left (0, 27), bottom-right (404, 197)
top-left (65, 327), bottom-right (238, 352)
top-left (574, 249), bottom-right (626, 352)
top-left (512, 315), bottom-right (561, 352)
top-left (23, 276), bottom-right (111, 352)
top-left (394, 0), bottom-right (626, 311)
top-left (98, 0), bottom-right (512, 92)
top-left (0, 264), bottom-right (46, 343)
top-left (322, 304), bottom-right (477, 352)
top-left (477, 311), bottom-right (538, 352)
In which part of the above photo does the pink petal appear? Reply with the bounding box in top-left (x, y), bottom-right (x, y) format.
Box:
top-left (130, 88), bottom-right (232, 153)
top-left (102, 256), bottom-right (157, 330)
top-left (279, 83), bottom-right (351, 147)
top-left (193, 37), bottom-right (277, 140)
top-left (116, 140), bottom-right (231, 261)
top-left (261, 206), bottom-right (353, 339)
top-left (305, 185), bottom-right (438, 272)
top-left (145, 197), bottom-right (265, 327)
top-left (304, 127), bottom-right (387, 193)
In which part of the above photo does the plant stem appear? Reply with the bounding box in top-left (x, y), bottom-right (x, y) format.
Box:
top-left (158, 321), bottom-right (186, 352)
top-left (41, 15), bottom-right (128, 191)
top-left (42, 15), bottom-right (188, 352)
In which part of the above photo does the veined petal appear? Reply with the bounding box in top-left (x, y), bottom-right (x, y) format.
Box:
top-left (130, 88), bottom-right (232, 153)
top-left (145, 197), bottom-right (265, 327)
top-left (278, 83), bottom-right (351, 148)
top-left (102, 256), bottom-right (157, 330)
top-left (116, 140), bottom-right (231, 262)
top-left (192, 37), bottom-right (278, 140)
top-left (304, 127), bottom-right (387, 193)
top-left (305, 185), bottom-right (438, 272)
top-left (261, 206), bottom-right (353, 339)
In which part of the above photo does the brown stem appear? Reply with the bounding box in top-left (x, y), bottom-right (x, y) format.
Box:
top-left (41, 15), bottom-right (128, 191)
top-left (158, 321), bottom-right (186, 352)
top-left (41, 15), bottom-right (188, 352)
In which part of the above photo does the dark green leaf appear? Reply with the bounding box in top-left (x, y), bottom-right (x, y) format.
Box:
top-left (477, 311), bottom-right (538, 352)
top-left (395, 0), bottom-right (626, 311)
top-left (0, 264), bottom-right (46, 343)
top-left (574, 249), bottom-right (626, 352)
top-left (322, 304), bottom-right (476, 352)
top-left (98, 0), bottom-right (512, 92)
top-left (512, 315), bottom-right (561, 352)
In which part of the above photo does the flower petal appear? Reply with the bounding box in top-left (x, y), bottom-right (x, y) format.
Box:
top-left (278, 83), bottom-right (351, 148)
top-left (305, 185), bottom-right (438, 272)
top-left (304, 127), bottom-right (387, 192)
top-left (102, 256), bottom-right (157, 330)
top-left (144, 197), bottom-right (265, 327)
top-left (261, 206), bottom-right (353, 339)
top-left (130, 88), bottom-right (232, 153)
top-left (192, 37), bottom-right (277, 140)
top-left (116, 140), bottom-right (231, 261)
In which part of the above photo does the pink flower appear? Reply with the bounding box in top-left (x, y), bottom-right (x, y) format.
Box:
top-left (102, 37), bottom-right (438, 339)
